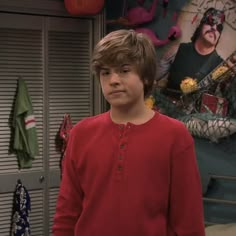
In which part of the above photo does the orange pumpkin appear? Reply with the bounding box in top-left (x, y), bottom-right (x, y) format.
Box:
top-left (64, 0), bottom-right (105, 15)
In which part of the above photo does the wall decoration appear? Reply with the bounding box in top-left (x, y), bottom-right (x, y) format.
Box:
top-left (154, 3), bottom-right (236, 140)
top-left (64, 0), bottom-right (105, 15)
top-left (189, 0), bottom-right (236, 30)
top-left (179, 0), bottom-right (236, 58)
top-left (106, 0), bottom-right (159, 26)
top-left (135, 25), bottom-right (181, 46)
top-left (106, 0), bottom-right (183, 47)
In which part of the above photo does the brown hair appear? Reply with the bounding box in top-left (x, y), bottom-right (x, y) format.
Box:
top-left (91, 29), bottom-right (157, 97)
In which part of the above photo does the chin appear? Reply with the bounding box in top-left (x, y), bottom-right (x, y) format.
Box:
top-left (204, 39), bottom-right (217, 47)
top-left (110, 102), bottom-right (127, 107)
top-left (207, 42), bottom-right (217, 47)
top-left (109, 100), bottom-right (130, 108)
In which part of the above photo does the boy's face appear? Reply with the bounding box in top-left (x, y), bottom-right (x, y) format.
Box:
top-left (99, 64), bottom-right (145, 109)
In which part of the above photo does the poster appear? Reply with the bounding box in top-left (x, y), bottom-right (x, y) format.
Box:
top-left (177, 0), bottom-right (236, 59)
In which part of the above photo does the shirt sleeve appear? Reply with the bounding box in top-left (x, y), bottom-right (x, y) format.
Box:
top-left (168, 131), bottom-right (205, 236)
top-left (156, 44), bottom-right (179, 81)
top-left (52, 132), bottom-right (84, 236)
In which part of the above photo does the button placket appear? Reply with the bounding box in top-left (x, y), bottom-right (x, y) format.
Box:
top-left (116, 124), bottom-right (131, 174)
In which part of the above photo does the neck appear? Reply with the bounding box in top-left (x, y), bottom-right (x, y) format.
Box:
top-left (194, 39), bottom-right (216, 55)
top-left (110, 102), bottom-right (154, 125)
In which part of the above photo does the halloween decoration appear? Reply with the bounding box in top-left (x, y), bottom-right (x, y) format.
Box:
top-left (64, 0), bottom-right (105, 15)
top-left (107, 0), bottom-right (181, 47)
top-left (145, 95), bottom-right (156, 109)
top-left (180, 77), bottom-right (198, 94)
top-left (106, 0), bottom-right (158, 26)
top-left (179, 113), bottom-right (236, 143)
top-left (200, 93), bottom-right (229, 117)
top-left (135, 25), bottom-right (181, 47)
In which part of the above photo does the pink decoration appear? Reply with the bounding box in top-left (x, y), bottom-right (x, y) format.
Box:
top-left (192, 13), bottom-right (198, 24)
top-left (126, 0), bottom-right (158, 25)
top-left (107, 0), bottom-right (158, 26)
top-left (135, 25), bottom-right (181, 47)
top-left (168, 25), bottom-right (181, 40)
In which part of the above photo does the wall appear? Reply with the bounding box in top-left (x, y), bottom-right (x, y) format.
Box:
top-left (105, 0), bottom-right (236, 225)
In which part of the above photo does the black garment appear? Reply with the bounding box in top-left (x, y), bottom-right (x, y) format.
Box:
top-left (167, 42), bottom-right (222, 90)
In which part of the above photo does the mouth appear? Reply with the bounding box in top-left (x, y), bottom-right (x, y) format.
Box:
top-left (205, 30), bottom-right (216, 40)
top-left (109, 90), bottom-right (125, 96)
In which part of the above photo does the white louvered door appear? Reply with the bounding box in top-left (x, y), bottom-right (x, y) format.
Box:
top-left (47, 17), bottom-right (93, 235)
top-left (0, 12), bottom-right (96, 236)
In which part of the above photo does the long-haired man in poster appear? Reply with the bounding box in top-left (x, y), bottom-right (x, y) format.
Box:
top-left (156, 7), bottom-right (235, 98)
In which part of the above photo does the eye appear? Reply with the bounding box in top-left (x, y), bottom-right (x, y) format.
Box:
top-left (100, 69), bottom-right (110, 77)
top-left (120, 66), bottom-right (131, 74)
top-left (217, 24), bottom-right (223, 33)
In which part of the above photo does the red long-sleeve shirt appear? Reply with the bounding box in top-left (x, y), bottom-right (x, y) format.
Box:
top-left (53, 111), bottom-right (205, 236)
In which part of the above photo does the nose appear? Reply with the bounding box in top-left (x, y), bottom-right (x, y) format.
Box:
top-left (109, 72), bottom-right (120, 85)
top-left (211, 24), bottom-right (217, 30)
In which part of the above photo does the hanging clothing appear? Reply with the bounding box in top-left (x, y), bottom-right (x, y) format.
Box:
top-left (11, 180), bottom-right (31, 236)
top-left (13, 78), bottom-right (39, 168)
top-left (59, 114), bottom-right (73, 173)
top-left (60, 113), bottom-right (73, 154)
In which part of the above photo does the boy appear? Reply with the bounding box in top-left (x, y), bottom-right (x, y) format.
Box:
top-left (53, 29), bottom-right (205, 236)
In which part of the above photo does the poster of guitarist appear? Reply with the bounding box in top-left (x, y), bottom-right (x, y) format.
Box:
top-left (156, 7), bottom-right (236, 100)
top-left (151, 4), bottom-right (236, 144)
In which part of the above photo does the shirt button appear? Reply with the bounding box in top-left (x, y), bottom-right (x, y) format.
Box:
top-left (118, 155), bottom-right (123, 160)
top-left (118, 165), bottom-right (123, 171)
top-left (120, 144), bottom-right (125, 149)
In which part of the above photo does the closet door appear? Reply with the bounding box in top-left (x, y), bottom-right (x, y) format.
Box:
top-left (0, 12), bottom-right (94, 236)
top-left (0, 13), bottom-right (45, 236)
top-left (46, 16), bottom-right (93, 235)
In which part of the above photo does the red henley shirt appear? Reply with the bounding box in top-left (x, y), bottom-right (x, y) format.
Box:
top-left (53, 111), bottom-right (205, 236)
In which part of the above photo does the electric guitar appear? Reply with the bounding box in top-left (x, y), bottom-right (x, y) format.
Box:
top-left (197, 50), bottom-right (236, 90)
top-left (181, 50), bottom-right (236, 113)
